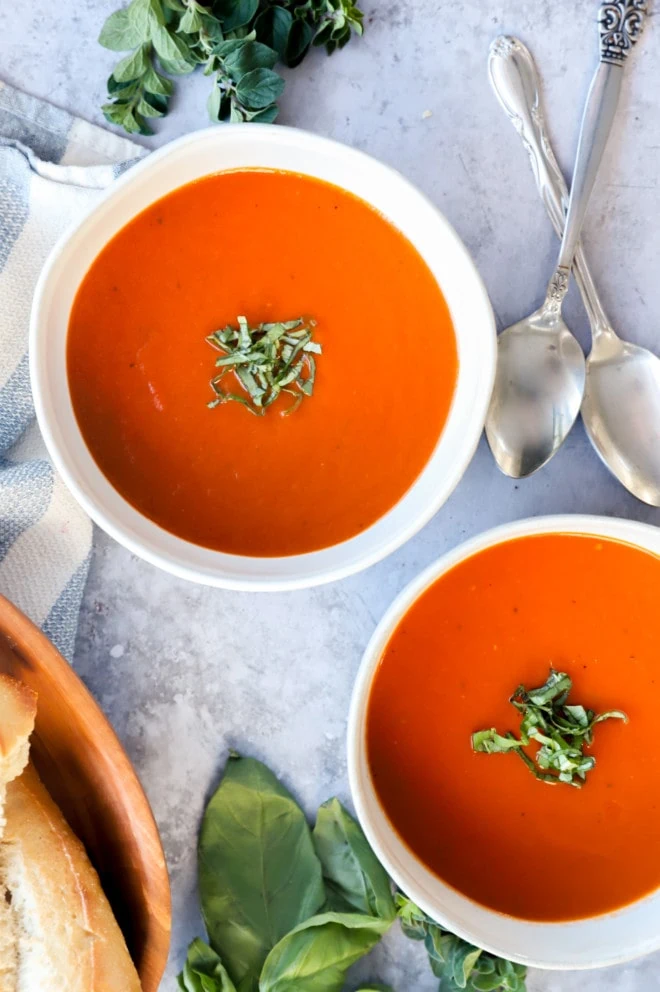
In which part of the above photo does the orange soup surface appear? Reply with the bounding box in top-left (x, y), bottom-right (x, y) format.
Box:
top-left (367, 533), bottom-right (660, 921)
top-left (67, 170), bottom-right (457, 556)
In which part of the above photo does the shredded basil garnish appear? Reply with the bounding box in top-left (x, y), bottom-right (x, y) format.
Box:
top-left (206, 315), bottom-right (321, 416)
top-left (471, 668), bottom-right (627, 788)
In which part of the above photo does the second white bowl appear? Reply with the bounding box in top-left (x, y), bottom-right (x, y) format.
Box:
top-left (348, 514), bottom-right (660, 970)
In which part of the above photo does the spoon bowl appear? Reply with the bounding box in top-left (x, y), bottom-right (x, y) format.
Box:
top-left (487, 304), bottom-right (586, 477)
top-left (488, 33), bottom-right (660, 502)
top-left (487, 8), bottom-right (646, 479)
top-left (584, 332), bottom-right (660, 504)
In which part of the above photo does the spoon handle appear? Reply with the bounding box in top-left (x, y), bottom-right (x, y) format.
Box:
top-left (551, 1), bottom-right (647, 298)
top-left (487, 36), bottom-right (610, 335)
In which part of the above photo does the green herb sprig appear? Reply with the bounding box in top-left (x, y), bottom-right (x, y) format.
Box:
top-left (179, 752), bottom-right (525, 992)
top-left (99, 0), bottom-right (364, 135)
top-left (206, 315), bottom-right (321, 415)
top-left (397, 895), bottom-right (527, 992)
top-left (472, 668), bottom-right (627, 788)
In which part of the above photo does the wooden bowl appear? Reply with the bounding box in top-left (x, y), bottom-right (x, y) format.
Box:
top-left (0, 593), bottom-right (171, 990)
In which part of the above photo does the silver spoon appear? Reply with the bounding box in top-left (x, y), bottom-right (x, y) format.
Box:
top-left (485, 2), bottom-right (647, 478)
top-left (489, 33), bottom-right (660, 506)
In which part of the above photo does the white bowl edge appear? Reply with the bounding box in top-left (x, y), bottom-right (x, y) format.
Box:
top-left (30, 124), bottom-right (496, 590)
top-left (347, 513), bottom-right (660, 970)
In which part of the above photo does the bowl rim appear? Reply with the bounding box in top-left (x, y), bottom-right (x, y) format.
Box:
top-left (29, 123), bottom-right (496, 591)
top-left (347, 513), bottom-right (660, 971)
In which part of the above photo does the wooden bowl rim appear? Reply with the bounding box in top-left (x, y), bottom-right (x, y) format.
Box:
top-left (0, 593), bottom-right (172, 989)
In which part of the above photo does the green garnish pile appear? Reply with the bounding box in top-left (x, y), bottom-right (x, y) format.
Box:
top-left (99, 0), bottom-right (364, 135)
top-left (206, 315), bottom-right (321, 415)
top-left (180, 752), bottom-right (527, 992)
top-left (472, 668), bottom-right (627, 788)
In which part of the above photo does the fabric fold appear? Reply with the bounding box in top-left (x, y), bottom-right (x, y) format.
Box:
top-left (0, 79), bottom-right (143, 659)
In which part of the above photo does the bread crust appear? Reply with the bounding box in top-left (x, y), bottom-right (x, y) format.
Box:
top-left (2, 764), bottom-right (142, 992)
top-left (0, 675), bottom-right (37, 798)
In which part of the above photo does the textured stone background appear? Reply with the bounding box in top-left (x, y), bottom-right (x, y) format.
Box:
top-left (3, 1), bottom-right (660, 988)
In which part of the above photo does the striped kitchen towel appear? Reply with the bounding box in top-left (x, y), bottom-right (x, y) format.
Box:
top-left (0, 81), bottom-right (143, 660)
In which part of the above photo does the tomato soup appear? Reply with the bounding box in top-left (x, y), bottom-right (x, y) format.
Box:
top-left (67, 170), bottom-right (457, 556)
top-left (366, 533), bottom-right (660, 921)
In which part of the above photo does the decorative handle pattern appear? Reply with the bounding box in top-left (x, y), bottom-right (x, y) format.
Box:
top-left (599, 0), bottom-right (648, 64)
top-left (487, 36), bottom-right (610, 334)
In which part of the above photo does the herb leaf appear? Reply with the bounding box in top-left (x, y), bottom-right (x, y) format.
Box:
top-left (395, 895), bottom-right (526, 992)
top-left (472, 668), bottom-right (627, 788)
top-left (312, 799), bottom-right (396, 921)
top-left (235, 67), bottom-right (285, 109)
top-left (99, 7), bottom-right (144, 50)
top-left (198, 754), bottom-right (325, 990)
top-left (179, 939), bottom-right (238, 992)
top-left (254, 7), bottom-right (294, 60)
top-left (99, 0), bottom-right (364, 134)
top-left (207, 316), bottom-right (321, 416)
top-left (259, 911), bottom-right (391, 992)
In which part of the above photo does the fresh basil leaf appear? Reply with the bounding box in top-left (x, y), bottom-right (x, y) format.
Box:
top-left (99, 8), bottom-right (144, 50)
top-left (198, 754), bottom-right (325, 990)
top-left (223, 40), bottom-right (278, 75)
top-left (313, 799), bottom-right (395, 921)
top-left (235, 67), bottom-right (284, 109)
top-left (471, 730), bottom-right (522, 754)
top-left (179, 940), bottom-right (238, 992)
top-left (254, 7), bottom-right (293, 59)
top-left (354, 986), bottom-right (395, 991)
top-left (259, 912), bottom-right (391, 992)
top-left (113, 44), bottom-right (149, 82)
top-left (284, 18), bottom-right (314, 67)
top-left (591, 708), bottom-right (628, 726)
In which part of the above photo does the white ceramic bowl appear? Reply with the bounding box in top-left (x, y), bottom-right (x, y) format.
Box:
top-left (348, 514), bottom-right (660, 970)
top-left (30, 125), bottom-right (495, 590)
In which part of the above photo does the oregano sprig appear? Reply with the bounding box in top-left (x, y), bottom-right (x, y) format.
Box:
top-left (396, 895), bottom-right (527, 992)
top-left (99, 0), bottom-right (364, 135)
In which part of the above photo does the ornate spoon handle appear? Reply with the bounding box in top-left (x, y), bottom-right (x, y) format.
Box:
top-left (553, 1), bottom-right (647, 293)
top-left (488, 36), bottom-right (610, 336)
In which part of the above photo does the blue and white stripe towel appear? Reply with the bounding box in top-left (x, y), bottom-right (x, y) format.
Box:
top-left (0, 82), bottom-right (143, 660)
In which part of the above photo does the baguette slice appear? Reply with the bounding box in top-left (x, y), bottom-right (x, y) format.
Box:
top-left (0, 676), bottom-right (37, 991)
top-left (1, 764), bottom-right (142, 992)
top-left (0, 675), bottom-right (37, 837)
